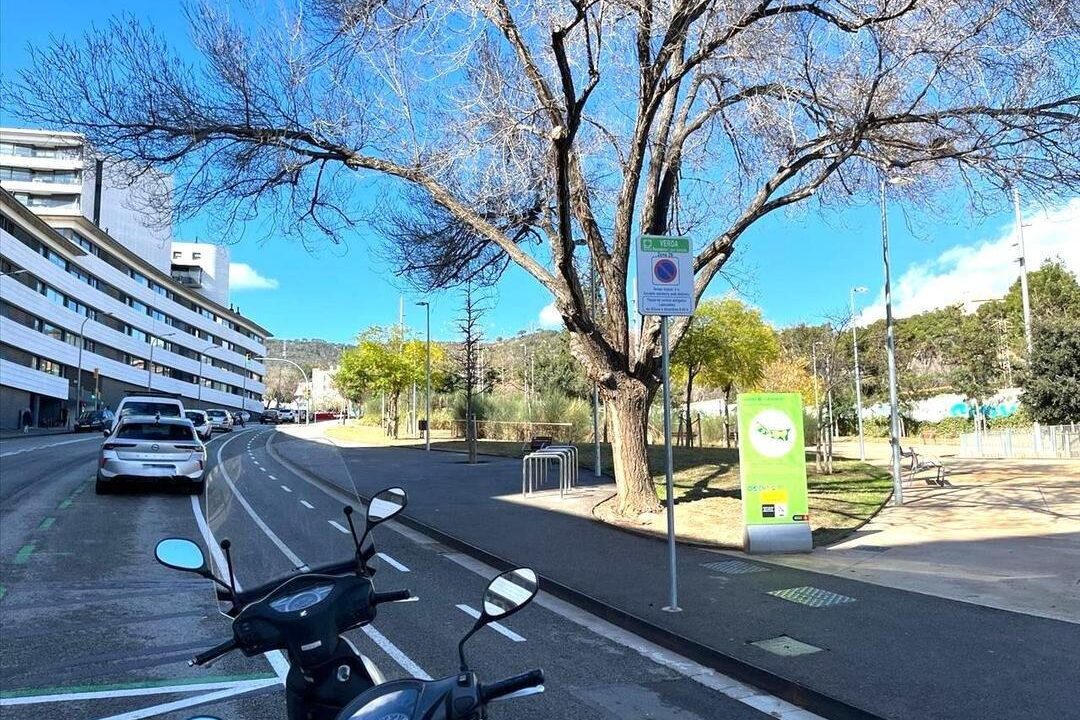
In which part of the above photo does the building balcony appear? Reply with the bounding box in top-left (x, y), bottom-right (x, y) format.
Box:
top-left (171, 264), bottom-right (204, 288)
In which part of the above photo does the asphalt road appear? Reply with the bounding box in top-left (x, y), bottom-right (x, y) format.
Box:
top-left (0, 427), bottom-right (812, 720)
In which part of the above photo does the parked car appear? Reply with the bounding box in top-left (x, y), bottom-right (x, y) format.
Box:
top-left (110, 394), bottom-right (185, 434)
top-left (184, 410), bottom-right (212, 441)
top-left (96, 416), bottom-right (206, 494)
top-left (277, 409), bottom-right (296, 424)
top-left (74, 409), bottom-right (114, 432)
top-left (260, 409), bottom-right (280, 424)
top-left (205, 408), bottom-right (234, 433)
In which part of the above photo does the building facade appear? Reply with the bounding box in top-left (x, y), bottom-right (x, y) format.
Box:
top-left (171, 242), bottom-right (230, 307)
top-left (1, 129), bottom-right (269, 430)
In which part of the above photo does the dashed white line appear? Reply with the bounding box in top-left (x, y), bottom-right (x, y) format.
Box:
top-left (280, 485), bottom-right (292, 493)
top-left (456, 604), bottom-right (526, 642)
top-left (260, 467), bottom-right (268, 473)
top-left (269, 474), bottom-right (277, 480)
top-left (328, 520), bottom-right (350, 534)
top-left (376, 552), bottom-right (411, 573)
top-left (300, 500), bottom-right (314, 509)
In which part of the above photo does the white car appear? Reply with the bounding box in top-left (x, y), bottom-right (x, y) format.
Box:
top-left (97, 416), bottom-right (206, 494)
top-left (185, 410), bottom-right (212, 441)
top-left (205, 408), bottom-right (234, 433)
top-left (110, 394), bottom-right (186, 435)
top-left (277, 409), bottom-right (296, 423)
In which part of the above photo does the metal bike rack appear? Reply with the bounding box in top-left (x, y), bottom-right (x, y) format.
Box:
top-left (521, 446), bottom-right (578, 498)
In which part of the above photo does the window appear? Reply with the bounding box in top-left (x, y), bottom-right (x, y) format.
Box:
top-left (41, 247), bottom-right (67, 270)
top-left (127, 326), bottom-right (149, 343)
top-left (172, 251), bottom-right (181, 259)
top-left (126, 355), bottom-right (147, 370)
top-left (129, 269), bottom-right (148, 286)
top-left (35, 357), bottom-right (62, 376)
top-left (128, 298), bottom-right (148, 314)
top-left (149, 308), bottom-right (167, 323)
top-left (82, 338), bottom-right (96, 353)
top-left (116, 422), bottom-right (195, 441)
top-left (41, 321), bottom-right (65, 343)
top-left (192, 252), bottom-right (201, 260)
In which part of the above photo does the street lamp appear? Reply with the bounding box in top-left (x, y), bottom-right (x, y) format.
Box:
top-left (416, 301), bottom-right (431, 451)
top-left (197, 343), bottom-right (217, 404)
top-left (0, 268), bottom-right (29, 278)
top-left (880, 176), bottom-right (909, 506)
top-left (850, 286), bottom-right (868, 461)
top-left (147, 331), bottom-right (177, 390)
top-left (811, 341), bottom-right (823, 467)
top-left (75, 311), bottom-right (113, 416)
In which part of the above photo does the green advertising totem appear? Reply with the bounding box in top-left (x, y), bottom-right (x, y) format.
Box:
top-left (737, 392), bottom-right (813, 553)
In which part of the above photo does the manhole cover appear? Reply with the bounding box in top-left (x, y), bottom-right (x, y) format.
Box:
top-left (702, 560), bottom-right (770, 575)
top-left (751, 635), bottom-right (824, 656)
top-left (767, 586), bottom-right (856, 608)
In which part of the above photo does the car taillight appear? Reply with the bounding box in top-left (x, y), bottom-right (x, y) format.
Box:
top-left (102, 442), bottom-right (137, 451)
top-left (175, 444), bottom-right (200, 451)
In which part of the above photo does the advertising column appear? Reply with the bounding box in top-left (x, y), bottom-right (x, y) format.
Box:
top-left (737, 392), bottom-right (813, 553)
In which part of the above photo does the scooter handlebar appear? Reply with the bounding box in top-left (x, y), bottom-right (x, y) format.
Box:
top-left (479, 669), bottom-right (545, 703)
top-left (189, 637), bottom-right (238, 667)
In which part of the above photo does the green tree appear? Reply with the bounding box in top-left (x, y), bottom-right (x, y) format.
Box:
top-left (334, 327), bottom-right (442, 438)
top-left (1020, 315), bottom-right (1080, 424)
top-left (673, 298), bottom-right (779, 447)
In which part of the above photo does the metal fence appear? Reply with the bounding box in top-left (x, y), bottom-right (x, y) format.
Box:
top-left (959, 423), bottom-right (1080, 459)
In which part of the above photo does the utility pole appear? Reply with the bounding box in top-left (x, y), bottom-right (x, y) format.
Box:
top-left (1012, 188), bottom-right (1034, 357)
top-left (881, 178), bottom-right (904, 506)
top-left (417, 301), bottom-right (431, 451)
top-left (850, 287), bottom-right (868, 461)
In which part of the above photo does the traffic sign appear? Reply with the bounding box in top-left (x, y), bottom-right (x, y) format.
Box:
top-left (636, 235), bottom-right (695, 316)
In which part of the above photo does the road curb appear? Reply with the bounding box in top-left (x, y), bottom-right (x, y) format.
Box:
top-left (266, 432), bottom-right (884, 720)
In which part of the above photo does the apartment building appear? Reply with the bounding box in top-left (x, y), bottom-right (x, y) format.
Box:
top-left (0, 128), bottom-right (268, 430)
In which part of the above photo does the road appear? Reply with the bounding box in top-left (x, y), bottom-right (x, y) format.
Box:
top-left (0, 427), bottom-right (816, 720)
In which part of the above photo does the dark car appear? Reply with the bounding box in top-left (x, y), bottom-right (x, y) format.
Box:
top-left (74, 409), bottom-right (115, 432)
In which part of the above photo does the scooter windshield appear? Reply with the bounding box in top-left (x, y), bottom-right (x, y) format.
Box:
top-left (202, 429), bottom-right (368, 615)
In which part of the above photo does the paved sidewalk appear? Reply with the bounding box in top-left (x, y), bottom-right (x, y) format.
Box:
top-left (271, 428), bottom-right (1080, 720)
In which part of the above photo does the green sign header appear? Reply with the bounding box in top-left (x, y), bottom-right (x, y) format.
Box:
top-left (640, 235), bottom-right (691, 253)
top-left (737, 393), bottom-right (809, 527)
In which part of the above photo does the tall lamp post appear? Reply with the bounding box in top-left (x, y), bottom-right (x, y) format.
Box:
top-left (880, 177), bottom-right (906, 506)
top-left (416, 301), bottom-right (431, 451)
top-left (197, 343), bottom-right (216, 404)
top-left (75, 311), bottom-right (112, 416)
top-left (849, 286), bottom-right (868, 461)
top-left (147, 331), bottom-right (177, 391)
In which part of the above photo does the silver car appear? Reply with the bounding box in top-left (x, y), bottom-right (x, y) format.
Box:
top-left (185, 410), bottom-right (212, 441)
top-left (205, 408), bottom-right (234, 433)
top-left (96, 416), bottom-right (206, 494)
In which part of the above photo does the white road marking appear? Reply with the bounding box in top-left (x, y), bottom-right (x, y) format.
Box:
top-left (280, 485), bottom-right (292, 493)
top-left (0, 435), bottom-right (99, 458)
top-left (300, 500), bottom-right (315, 509)
top-left (0, 678), bottom-right (278, 706)
top-left (260, 467), bottom-right (268, 472)
top-left (268, 474), bottom-right (277, 480)
top-left (93, 681), bottom-right (278, 720)
top-left (456, 604), bottom-right (526, 642)
top-left (376, 552), bottom-right (410, 573)
top-left (329, 520), bottom-right (350, 534)
top-left (360, 625), bottom-right (431, 680)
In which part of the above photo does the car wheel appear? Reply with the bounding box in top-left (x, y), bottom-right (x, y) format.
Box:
top-left (95, 477), bottom-right (112, 495)
top-left (189, 480), bottom-right (206, 495)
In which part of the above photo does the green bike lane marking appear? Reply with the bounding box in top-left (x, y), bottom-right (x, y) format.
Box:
top-left (0, 672), bottom-right (278, 699)
top-left (38, 516), bottom-right (56, 530)
top-left (14, 543), bottom-right (35, 564)
top-left (0, 585), bottom-right (6, 602)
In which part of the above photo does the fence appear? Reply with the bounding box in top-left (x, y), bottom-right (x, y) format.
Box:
top-left (447, 419), bottom-right (575, 443)
top-left (959, 423), bottom-right (1080, 459)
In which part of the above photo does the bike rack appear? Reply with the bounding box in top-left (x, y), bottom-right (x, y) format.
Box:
top-left (522, 446), bottom-right (579, 498)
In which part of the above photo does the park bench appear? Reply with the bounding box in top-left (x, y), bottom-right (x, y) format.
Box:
top-left (899, 445), bottom-right (950, 487)
top-left (523, 435), bottom-right (554, 455)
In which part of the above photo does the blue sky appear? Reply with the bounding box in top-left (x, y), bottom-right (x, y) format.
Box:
top-left (3, 1), bottom-right (1076, 344)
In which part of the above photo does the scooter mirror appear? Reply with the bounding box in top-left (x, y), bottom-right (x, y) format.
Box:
top-left (185, 716), bottom-right (222, 720)
top-left (155, 538), bottom-right (207, 573)
top-left (367, 487), bottom-right (407, 524)
top-left (482, 568), bottom-right (538, 620)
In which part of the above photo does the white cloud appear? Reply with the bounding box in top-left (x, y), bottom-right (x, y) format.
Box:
top-left (229, 263), bottom-right (279, 291)
top-left (538, 302), bottom-right (563, 329)
top-left (859, 198), bottom-right (1080, 323)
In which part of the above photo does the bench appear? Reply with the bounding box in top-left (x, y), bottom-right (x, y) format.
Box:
top-left (899, 446), bottom-right (950, 487)
top-left (523, 435), bottom-right (554, 455)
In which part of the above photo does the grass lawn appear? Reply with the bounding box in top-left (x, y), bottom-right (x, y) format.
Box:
top-left (323, 425), bottom-right (892, 548)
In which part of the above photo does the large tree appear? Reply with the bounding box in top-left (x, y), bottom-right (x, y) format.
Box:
top-left (12, 0), bottom-right (1078, 514)
top-left (334, 327), bottom-right (431, 437)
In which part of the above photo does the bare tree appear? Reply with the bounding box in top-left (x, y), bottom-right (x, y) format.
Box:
top-left (11, 0), bottom-right (1078, 514)
top-left (455, 280), bottom-right (487, 463)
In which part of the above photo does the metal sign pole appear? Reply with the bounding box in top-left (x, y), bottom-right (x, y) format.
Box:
top-left (661, 316), bottom-right (681, 613)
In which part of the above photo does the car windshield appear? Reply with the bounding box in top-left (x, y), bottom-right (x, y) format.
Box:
top-left (185, 412), bottom-right (205, 421)
top-left (115, 423), bottom-right (196, 441)
top-left (206, 410), bottom-right (226, 418)
top-left (121, 402), bottom-right (181, 417)
top-left (77, 412), bottom-right (98, 422)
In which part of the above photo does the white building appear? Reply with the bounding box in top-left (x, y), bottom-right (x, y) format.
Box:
top-left (171, 242), bottom-right (230, 307)
top-left (1, 129), bottom-right (269, 430)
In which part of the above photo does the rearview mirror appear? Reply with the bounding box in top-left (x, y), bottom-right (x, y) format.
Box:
top-left (155, 538), bottom-right (207, 573)
top-left (482, 568), bottom-right (538, 620)
top-left (367, 487), bottom-right (407, 524)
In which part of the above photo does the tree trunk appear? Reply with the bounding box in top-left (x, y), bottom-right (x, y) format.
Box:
top-left (684, 371), bottom-right (695, 448)
top-left (723, 385), bottom-right (733, 448)
top-left (604, 378), bottom-right (663, 516)
top-left (388, 392), bottom-right (400, 438)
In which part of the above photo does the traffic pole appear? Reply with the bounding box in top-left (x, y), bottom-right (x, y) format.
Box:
top-left (661, 316), bottom-right (681, 613)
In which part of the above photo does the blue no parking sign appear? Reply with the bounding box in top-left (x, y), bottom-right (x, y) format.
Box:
top-left (636, 235), bottom-right (695, 316)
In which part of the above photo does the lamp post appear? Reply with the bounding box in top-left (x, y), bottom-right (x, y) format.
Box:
top-left (75, 311), bottom-right (112, 417)
top-left (255, 356), bottom-right (310, 423)
top-left (812, 341), bottom-right (823, 469)
top-left (242, 353), bottom-right (251, 417)
top-left (0, 268), bottom-right (29, 278)
top-left (880, 177), bottom-right (905, 506)
top-left (197, 343), bottom-right (216, 404)
top-left (850, 286), bottom-right (868, 461)
top-left (416, 301), bottom-right (431, 451)
top-left (147, 331), bottom-right (177, 390)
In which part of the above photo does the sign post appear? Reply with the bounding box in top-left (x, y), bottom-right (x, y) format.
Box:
top-left (737, 392), bottom-right (813, 553)
top-left (636, 234), bottom-right (695, 613)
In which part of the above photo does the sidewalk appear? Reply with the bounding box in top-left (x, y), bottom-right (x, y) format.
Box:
top-left (0, 427), bottom-right (73, 441)
top-left (271, 428), bottom-right (1080, 720)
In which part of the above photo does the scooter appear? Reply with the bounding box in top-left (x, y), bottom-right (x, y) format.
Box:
top-left (155, 487), bottom-right (413, 720)
top-left (335, 567), bottom-right (545, 719)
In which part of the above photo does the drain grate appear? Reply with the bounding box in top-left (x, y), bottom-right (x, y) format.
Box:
top-left (767, 586), bottom-right (856, 608)
top-left (751, 635), bottom-right (824, 657)
top-left (702, 560), bottom-right (770, 575)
